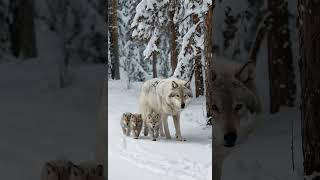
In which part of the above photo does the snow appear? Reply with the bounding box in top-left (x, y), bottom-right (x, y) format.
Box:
top-left (0, 61), bottom-right (105, 180)
top-left (108, 80), bottom-right (212, 180)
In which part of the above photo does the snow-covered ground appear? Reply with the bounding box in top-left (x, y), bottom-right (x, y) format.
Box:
top-left (0, 61), bottom-right (105, 180)
top-left (108, 80), bottom-right (212, 180)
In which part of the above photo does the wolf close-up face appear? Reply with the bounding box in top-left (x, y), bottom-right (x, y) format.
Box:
top-left (130, 113), bottom-right (143, 128)
top-left (121, 112), bottom-right (132, 126)
top-left (162, 79), bottom-right (193, 113)
top-left (146, 112), bottom-right (161, 129)
top-left (212, 61), bottom-right (261, 148)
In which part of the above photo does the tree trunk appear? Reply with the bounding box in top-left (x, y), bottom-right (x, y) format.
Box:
top-left (193, 13), bottom-right (204, 97)
top-left (299, 0), bottom-right (320, 178)
top-left (152, 53), bottom-right (157, 78)
top-left (249, 13), bottom-right (272, 64)
top-left (10, 0), bottom-right (37, 58)
top-left (109, 0), bottom-right (120, 80)
top-left (267, 0), bottom-right (296, 114)
top-left (168, 1), bottom-right (178, 74)
top-left (204, 5), bottom-right (214, 125)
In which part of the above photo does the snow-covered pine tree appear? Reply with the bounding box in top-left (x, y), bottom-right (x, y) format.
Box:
top-left (131, 0), bottom-right (210, 81)
top-left (214, 0), bottom-right (265, 61)
top-left (118, 0), bottom-right (151, 86)
top-left (130, 0), bottom-right (169, 81)
top-left (173, 0), bottom-right (209, 81)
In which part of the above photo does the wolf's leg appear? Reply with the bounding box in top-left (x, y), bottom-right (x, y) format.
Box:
top-left (126, 127), bottom-right (131, 136)
top-left (143, 122), bottom-right (149, 136)
top-left (173, 114), bottom-right (185, 141)
top-left (162, 115), bottom-right (171, 139)
top-left (159, 118), bottom-right (165, 137)
top-left (150, 129), bottom-right (156, 141)
top-left (154, 128), bottom-right (159, 138)
top-left (121, 126), bottom-right (126, 135)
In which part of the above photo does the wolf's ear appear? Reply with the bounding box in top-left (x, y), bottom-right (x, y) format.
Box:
top-left (138, 114), bottom-right (142, 119)
top-left (184, 81), bottom-right (191, 89)
top-left (235, 61), bottom-right (255, 84)
top-left (172, 81), bottom-right (178, 89)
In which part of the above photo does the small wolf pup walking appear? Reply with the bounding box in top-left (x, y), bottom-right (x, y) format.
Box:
top-left (138, 78), bottom-right (193, 141)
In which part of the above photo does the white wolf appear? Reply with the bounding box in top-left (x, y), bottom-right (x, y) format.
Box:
top-left (211, 58), bottom-right (262, 180)
top-left (138, 78), bottom-right (193, 141)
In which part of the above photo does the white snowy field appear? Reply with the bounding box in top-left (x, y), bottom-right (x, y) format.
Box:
top-left (108, 80), bottom-right (212, 180)
top-left (0, 61), bottom-right (105, 180)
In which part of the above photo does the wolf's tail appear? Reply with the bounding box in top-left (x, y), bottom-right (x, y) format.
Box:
top-left (96, 78), bottom-right (107, 177)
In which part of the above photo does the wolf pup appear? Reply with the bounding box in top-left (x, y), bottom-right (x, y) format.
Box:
top-left (41, 160), bottom-right (73, 180)
top-left (211, 58), bottom-right (262, 180)
top-left (120, 112), bottom-right (132, 136)
top-left (144, 112), bottom-right (161, 141)
top-left (130, 113), bottom-right (143, 139)
top-left (79, 162), bottom-right (105, 180)
top-left (139, 78), bottom-right (193, 141)
top-left (69, 164), bottom-right (86, 180)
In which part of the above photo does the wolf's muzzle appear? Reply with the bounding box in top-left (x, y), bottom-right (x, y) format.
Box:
top-left (224, 132), bottom-right (237, 147)
top-left (181, 103), bottom-right (185, 109)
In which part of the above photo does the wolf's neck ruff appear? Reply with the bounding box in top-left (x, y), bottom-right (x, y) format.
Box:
top-left (155, 84), bottom-right (176, 115)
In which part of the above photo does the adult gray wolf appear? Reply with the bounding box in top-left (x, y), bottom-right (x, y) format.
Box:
top-left (212, 58), bottom-right (262, 180)
top-left (138, 77), bottom-right (193, 141)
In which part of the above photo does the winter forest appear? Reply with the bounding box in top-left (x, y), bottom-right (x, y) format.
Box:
top-left (0, 0), bottom-right (107, 179)
top-left (108, 0), bottom-right (320, 180)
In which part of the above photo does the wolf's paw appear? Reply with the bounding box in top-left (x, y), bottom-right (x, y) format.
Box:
top-left (160, 132), bottom-right (165, 137)
top-left (176, 136), bottom-right (186, 141)
top-left (166, 135), bottom-right (172, 139)
top-left (133, 137), bottom-right (139, 139)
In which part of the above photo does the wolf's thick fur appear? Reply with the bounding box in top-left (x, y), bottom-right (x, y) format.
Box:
top-left (130, 113), bottom-right (143, 139)
top-left (120, 112), bottom-right (132, 136)
top-left (212, 58), bottom-right (262, 180)
top-left (138, 78), bottom-right (193, 141)
top-left (144, 112), bottom-right (161, 141)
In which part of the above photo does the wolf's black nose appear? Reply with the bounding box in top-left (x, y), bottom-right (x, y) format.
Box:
top-left (181, 103), bottom-right (185, 109)
top-left (224, 132), bottom-right (237, 147)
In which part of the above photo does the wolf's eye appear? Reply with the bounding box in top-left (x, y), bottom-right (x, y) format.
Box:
top-left (212, 105), bottom-right (219, 112)
top-left (235, 104), bottom-right (243, 111)
top-left (176, 95), bottom-right (180, 98)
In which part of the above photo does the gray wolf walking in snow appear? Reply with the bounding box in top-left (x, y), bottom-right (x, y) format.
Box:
top-left (138, 78), bottom-right (193, 141)
top-left (211, 58), bottom-right (262, 180)
top-left (120, 112), bottom-right (132, 136)
top-left (144, 112), bottom-right (161, 141)
top-left (130, 113), bottom-right (143, 139)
